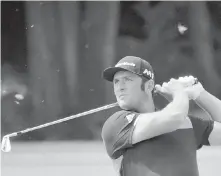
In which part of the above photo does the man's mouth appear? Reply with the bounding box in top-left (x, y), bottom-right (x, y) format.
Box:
top-left (119, 94), bottom-right (127, 99)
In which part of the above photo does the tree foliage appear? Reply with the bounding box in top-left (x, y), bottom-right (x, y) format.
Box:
top-left (1, 1), bottom-right (221, 140)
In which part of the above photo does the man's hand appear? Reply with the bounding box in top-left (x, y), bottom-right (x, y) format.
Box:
top-left (177, 76), bottom-right (205, 100)
top-left (155, 75), bottom-right (205, 102)
top-left (155, 78), bottom-right (188, 102)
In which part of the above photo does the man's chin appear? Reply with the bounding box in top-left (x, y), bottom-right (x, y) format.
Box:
top-left (118, 101), bottom-right (130, 110)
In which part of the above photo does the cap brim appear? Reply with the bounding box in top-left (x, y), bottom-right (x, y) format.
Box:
top-left (103, 67), bottom-right (130, 82)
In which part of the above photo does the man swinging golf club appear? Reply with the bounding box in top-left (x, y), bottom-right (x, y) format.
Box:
top-left (102, 56), bottom-right (221, 176)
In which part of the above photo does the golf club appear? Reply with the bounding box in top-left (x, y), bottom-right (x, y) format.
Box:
top-left (1, 102), bottom-right (118, 152)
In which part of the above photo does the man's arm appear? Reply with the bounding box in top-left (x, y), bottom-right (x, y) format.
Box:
top-left (154, 76), bottom-right (221, 146)
top-left (177, 76), bottom-right (221, 146)
top-left (132, 90), bottom-right (189, 144)
top-left (194, 90), bottom-right (221, 145)
top-left (102, 110), bottom-right (139, 159)
top-left (195, 90), bottom-right (221, 123)
top-left (208, 121), bottom-right (221, 145)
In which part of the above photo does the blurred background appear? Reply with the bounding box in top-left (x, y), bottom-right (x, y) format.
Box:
top-left (1, 1), bottom-right (221, 176)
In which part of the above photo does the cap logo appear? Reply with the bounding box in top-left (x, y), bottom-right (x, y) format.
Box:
top-left (143, 69), bottom-right (154, 79)
top-left (115, 62), bottom-right (135, 67)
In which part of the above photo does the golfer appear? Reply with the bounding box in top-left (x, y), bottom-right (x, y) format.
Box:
top-left (102, 56), bottom-right (221, 176)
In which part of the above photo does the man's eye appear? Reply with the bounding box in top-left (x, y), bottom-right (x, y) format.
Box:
top-left (125, 77), bottom-right (132, 81)
top-left (114, 80), bottom-right (119, 84)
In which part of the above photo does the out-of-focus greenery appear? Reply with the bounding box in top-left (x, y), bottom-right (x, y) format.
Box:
top-left (1, 1), bottom-right (221, 140)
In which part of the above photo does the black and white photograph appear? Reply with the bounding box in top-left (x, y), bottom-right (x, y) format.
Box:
top-left (1, 1), bottom-right (221, 176)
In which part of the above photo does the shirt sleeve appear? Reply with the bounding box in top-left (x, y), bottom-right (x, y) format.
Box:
top-left (101, 110), bottom-right (138, 159)
top-left (189, 114), bottom-right (214, 149)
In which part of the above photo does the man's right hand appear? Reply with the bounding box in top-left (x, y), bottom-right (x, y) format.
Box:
top-left (155, 78), bottom-right (188, 101)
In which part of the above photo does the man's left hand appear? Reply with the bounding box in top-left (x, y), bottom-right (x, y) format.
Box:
top-left (155, 75), bottom-right (205, 101)
top-left (177, 76), bottom-right (205, 100)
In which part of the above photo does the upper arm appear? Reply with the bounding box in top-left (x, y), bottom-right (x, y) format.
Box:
top-left (102, 111), bottom-right (138, 159)
top-left (132, 111), bottom-right (184, 144)
top-left (208, 121), bottom-right (221, 145)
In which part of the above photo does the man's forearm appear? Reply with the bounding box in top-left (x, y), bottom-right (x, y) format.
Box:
top-left (195, 90), bottom-right (221, 123)
top-left (164, 91), bottom-right (189, 122)
top-left (131, 91), bottom-right (189, 144)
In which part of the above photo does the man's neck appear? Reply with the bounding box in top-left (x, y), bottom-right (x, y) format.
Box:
top-left (137, 97), bottom-right (155, 113)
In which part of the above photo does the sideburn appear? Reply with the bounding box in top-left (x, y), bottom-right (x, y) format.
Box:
top-left (140, 77), bottom-right (148, 91)
top-left (141, 81), bottom-right (146, 91)
top-left (140, 77), bottom-right (155, 94)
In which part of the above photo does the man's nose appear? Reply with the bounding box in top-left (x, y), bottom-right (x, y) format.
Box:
top-left (118, 80), bottom-right (126, 91)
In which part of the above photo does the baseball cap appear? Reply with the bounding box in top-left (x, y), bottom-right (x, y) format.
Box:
top-left (103, 56), bottom-right (154, 82)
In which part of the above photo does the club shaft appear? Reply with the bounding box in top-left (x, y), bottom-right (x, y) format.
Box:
top-left (7, 102), bottom-right (118, 138)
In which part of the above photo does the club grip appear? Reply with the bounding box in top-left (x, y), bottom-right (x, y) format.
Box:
top-left (193, 78), bottom-right (198, 85)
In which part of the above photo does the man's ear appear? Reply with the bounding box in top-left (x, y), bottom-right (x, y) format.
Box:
top-left (145, 79), bottom-right (155, 92)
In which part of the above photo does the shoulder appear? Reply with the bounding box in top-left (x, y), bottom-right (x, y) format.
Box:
top-left (103, 110), bottom-right (136, 127)
top-left (108, 109), bottom-right (136, 121)
top-left (102, 110), bottom-right (137, 137)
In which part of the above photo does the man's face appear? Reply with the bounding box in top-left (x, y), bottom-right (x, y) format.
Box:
top-left (113, 71), bottom-right (146, 111)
